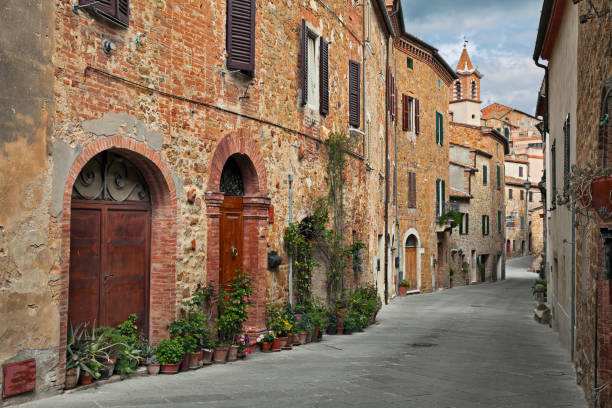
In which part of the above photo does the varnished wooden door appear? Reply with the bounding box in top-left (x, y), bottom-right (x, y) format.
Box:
top-left (69, 201), bottom-right (150, 333)
top-left (405, 247), bottom-right (417, 289)
top-left (220, 196), bottom-right (244, 287)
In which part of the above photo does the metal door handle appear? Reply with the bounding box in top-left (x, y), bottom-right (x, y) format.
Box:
top-left (231, 246), bottom-right (238, 258)
top-left (104, 274), bottom-right (114, 279)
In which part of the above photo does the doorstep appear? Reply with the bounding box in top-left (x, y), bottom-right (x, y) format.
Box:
top-left (406, 290), bottom-right (420, 295)
top-left (63, 367), bottom-right (148, 395)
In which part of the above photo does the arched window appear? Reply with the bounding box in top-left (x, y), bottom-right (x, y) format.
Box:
top-left (455, 81), bottom-right (462, 100)
top-left (471, 81), bottom-right (477, 99)
top-left (220, 156), bottom-right (245, 196)
top-left (405, 235), bottom-right (418, 247)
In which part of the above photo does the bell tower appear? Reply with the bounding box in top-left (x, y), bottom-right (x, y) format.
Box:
top-left (449, 42), bottom-right (483, 126)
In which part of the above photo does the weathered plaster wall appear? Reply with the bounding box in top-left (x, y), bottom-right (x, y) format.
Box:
top-left (0, 0), bottom-right (62, 403)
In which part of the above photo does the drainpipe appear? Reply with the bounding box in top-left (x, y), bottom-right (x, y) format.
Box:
top-left (383, 35), bottom-right (390, 305)
top-left (288, 173), bottom-right (293, 306)
top-left (394, 56), bottom-right (400, 293)
top-left (571, 204), bottom-right (576, 362)
top-left (362, 0), bottom-right (367, 161)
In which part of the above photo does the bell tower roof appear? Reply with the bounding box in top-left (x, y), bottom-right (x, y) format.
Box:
top-left (456, 45), bottom-right (474, 71)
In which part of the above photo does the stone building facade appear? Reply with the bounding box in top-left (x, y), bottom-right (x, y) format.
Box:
top-left (448, 47), bottom-right (509, 285)
top-left (535, 0), bottom-right (612, 405)
top-left (0, 0), bottom-right (396, 404)
top-left (387, 0), bottom-right (457, 294)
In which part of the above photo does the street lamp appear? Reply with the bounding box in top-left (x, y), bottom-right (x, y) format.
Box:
top-left (525, 180), bottom-right (531, 256)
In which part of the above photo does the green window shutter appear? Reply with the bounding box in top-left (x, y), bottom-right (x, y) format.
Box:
top-left (498, 211), bottom-right (501, 233)
top-left (497, 164), bottom-right (500, 188)
top-left (466, 213), bottom-right (469, 234)
top-left (436, 179), bottom-right (440, 217)
top-left (482, 215), bottom-right (485, 235)
top-left (435, 113), bottom-right (440, 144)
top-left (564, 114), bottom-right (571, 189)
top-left (440, 113), bottom-right (444, 145)
top-left (483, 165), bottom-right (487, 185)
top-left (442, 180), bottom-right (445, 213)
top-left (520, 216), bottom-right (524, 229)
top-left (459, 214), bottom-right (464, 234)
top-left (552, 140), bottom-right (557, 208)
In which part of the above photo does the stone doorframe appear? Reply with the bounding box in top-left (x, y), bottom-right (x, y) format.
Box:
top-left (205, 130), bottom-right (270, 332)
top-left (57, 135), bottom-right (178, 387)
top-left (401, 228), bottom-right (422, 291)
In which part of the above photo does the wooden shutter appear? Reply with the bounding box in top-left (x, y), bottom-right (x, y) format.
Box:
top-left (407, 171), bottom-right (416, 208)
top-left (402, 95), bottom-right (409, 131)
top-left (497, 165), bottom-right (501, 188)
top-left (415, 99), bottom-right (420, 135)
top-left (487, 216), bottom-right (490, 235)
top-left (436, 180), bottom-right (440, 217)
top-left (442, 180), bottom-right (446, 214)
top-left (465, 213), bottom-right (469, 234)
top-left (439, 113), bottom-right (444, 145)
top-left (227, 0), bottom-right (255, 73)
top-left (498, 211), bottom-right (502, 233)
top-left (564, 114), bottom-right (571, 188)
top-left (509, 188), bottom-right (513, 199)
top-left (81, 0), bottom-right (130, 28)
top-left (116, 0), bottom-right (130, 27)
top-left (483, 165), bottom-right (487, 185)
top-left (319, 38), bottom-right (329, 115)
top-left (301, 19), bottom-right (308, 106)
top-left (551, 140), bottom-right (557, 207)
top-left (349, 60), bottom-right (361, 127)
top-left (393, 76), bottom-right (398, 123)
top-left (598, 81), bottom-right (612, 167)
top-left (482, 215), bottom-right (486, 235)
top-left (459, 214), bottom-right (464, 234)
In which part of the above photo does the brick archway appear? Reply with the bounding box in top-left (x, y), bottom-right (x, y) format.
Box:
top-left (57, 135), bottom-right (178, 386)
top-left (206, 130), bottom-right (269, 332)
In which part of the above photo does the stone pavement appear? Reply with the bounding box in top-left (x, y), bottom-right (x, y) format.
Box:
top-left (20, 257), bottom-right (586, 408)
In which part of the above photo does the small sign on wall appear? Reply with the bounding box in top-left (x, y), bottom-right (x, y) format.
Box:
top-left (2, 359), bottom-right (36, 399)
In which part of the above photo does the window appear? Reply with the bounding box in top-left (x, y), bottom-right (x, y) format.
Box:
top-left (498, 211), bottom-right (502, 233)
top-left (436, 112), bottom-right (444, 145)
top-left (564, 113), bottom-right (571, 189)
top-left (388, 71), bottom-right (397, 123)
top-left (471, 81), bottom-right (477, 99)
top-left (504, 127), bottom-right (510, 138)
top-left (407, 171), bottom-right (416, 208)
top-left (482, 215), bottom-right (490, 236)
top-left (227, 0), bottom-right (256, 74)
top-left (509, 188), bottom-right (513, 199)
top-left (460, 213), bottom-right (469, 235)
top-left (519, 166), bottom-right (523, 177)
top-left (497, 164), bottom-right (501, 188)
top-left (349, 60), bottom-right (361, 127)
top-left (407, 57), bottom-right (413, 70)
top-left (437, 78), bottom-right (441, 89)
top-left (80, 0), bottom-right (130, 28)
top-left (301, 20), bottom-right (329, 113)
top-left (529, 191), bottom-right (533, 202)
top-left (402, 95), bottom-right (414, 132)
top-left (455, 81), bottom-right (462, 100)
top-left (520, 216), bottom-right (525, 230)
top-left (520, 190), bottom-right (524, 200)
top-left (436, 179), bottom-right (446, 217)
top-left (482, 165), bottom-right (487, 185)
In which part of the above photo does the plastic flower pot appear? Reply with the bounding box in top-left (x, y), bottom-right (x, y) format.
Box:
top-left (213, 346), bottom-right (229, 363)
top-left (160, 363), bottom-right (180, 374)
top-left (147, 364), bottom-right (161, 375)
top-left (202, 348), bottom-right (213, 365)
top-left (64, 367), bottom-right (79, 389)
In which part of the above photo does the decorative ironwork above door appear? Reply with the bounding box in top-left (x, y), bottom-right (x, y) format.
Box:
top-left (72, 152), bottom-right (150, 202)
top-left (219, 156), bottom-right (244, 196)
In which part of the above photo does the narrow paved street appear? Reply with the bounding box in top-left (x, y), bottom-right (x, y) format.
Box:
top-left (22, 257), bottom-right (585, 408)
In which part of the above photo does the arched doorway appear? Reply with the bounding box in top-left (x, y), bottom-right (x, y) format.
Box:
top-left (405, 235), bottom-right (418, 290)
top-left (205, 132), bottom-right (270, 331)
top-left (69, 151), bottom-right (151, 333)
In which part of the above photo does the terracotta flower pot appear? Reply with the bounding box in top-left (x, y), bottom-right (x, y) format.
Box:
top-left (336, 327), bottom-right (344, 335)
top-left (213, 346), bottom-right (229, 363)
top-left (312, 327), bottom-right (320, 342)
top-left (227, 345), bottom-right (239, 362)
top-left (399, 285), bottom-right (408, 296)
top-left (189, 352), bottom-right (200, 369)
top-left (305, 331), bottom-right (313, 343)
top-left (299, 331), bottom-right (307, 345)
top-left (262, 341), bottom-right (272, 352)
top-left (272, 338), bottom-right (281, 351)
top-left (147, 364), bottom-right (161, 375)
top-left (327, 325), bottom-right (337, 335)
top-left (64, 367), bottom-right (79, 389)
top-left (591, 177), bottom-right (612, 218)
top-left (99, 362), bottom-right (115, 379)
top-left (161, 363), bottom-right (180, 374)
top-left (278, 336), bottom-right (288, 349)
top-left (180, 353), bottom-right (190, 371)
top-left (202, 348), bottom-right (213, 365)
top-left (79, 373), bottom-right (93, 386)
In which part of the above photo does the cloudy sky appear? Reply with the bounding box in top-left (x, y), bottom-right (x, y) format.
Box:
top-left (401, 0), bottom-right (545, 114)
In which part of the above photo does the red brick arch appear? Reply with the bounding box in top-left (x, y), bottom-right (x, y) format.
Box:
top-left (205, 130), bottom-right (270, 332)
top-left (57, 135), bottom-right (178, 386)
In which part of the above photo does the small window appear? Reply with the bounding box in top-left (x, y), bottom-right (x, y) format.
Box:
top-left (407, 171), bottom-right (416, 208)
top-left (407, 57), bottom-right (413, 70)
top-left (455, 81), bottom-right (462, 100)
top-left (482, 215), bottom-right (490, 236)
top-left (519, 166), bottom-right (523, 177)
top-left (483, 165), bottom-right (488, 185)
top-left (437, 78), bottom-right (441, 89)
top-left (471, 81), bottom-right (477, 99)
top-left (529, 191), bottom-right (533, 202)
top-left (504, 127), bottom-right (510, 138)
top-left (460, 213), bottom-right (470, 235)
top-left (436, 112), bottom-right (444, 145)
top-left (498, 211), bottom-right (502, 233)
top-left (497, 164), bottom-right (501, 188)
top-left (402, 95), bottom-right (414, 132)
top-left (520, 190), bottom-right (524, 200)
top-left (509, 188), bottom-right (513, 199)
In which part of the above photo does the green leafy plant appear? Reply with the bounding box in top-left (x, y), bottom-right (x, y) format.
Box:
top-left (438, 211), bottom-right (462, 227)
top-left (116, 314), bottom-right (138, 345)
top-left (399, 279), bottom-right (410, 288)
top-left (343, 315), bottom-right (356, 331)
top-left (531, 279), bottom-right (548, 294)
top-left (182, 282), bottom-right (217, 323)
top-left (216, 272), bottom-right (254, 344)
top-left (155, 338), bottom-right (184, 365)
top-left (262, 331), bottom-right (276, 343)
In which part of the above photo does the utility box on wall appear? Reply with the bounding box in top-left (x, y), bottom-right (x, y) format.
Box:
top-left (2, 359), bottom-right (36, 399)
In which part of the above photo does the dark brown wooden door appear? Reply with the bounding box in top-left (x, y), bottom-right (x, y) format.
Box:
top-left (220, 196), bottom-right (243, 287)
top-left (405, 247), bottom-right (417, 289)
top-left (69, 201), bottom-right (150, 333)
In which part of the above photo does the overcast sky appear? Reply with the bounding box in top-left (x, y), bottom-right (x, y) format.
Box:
top-left (401, 0), bottom-right (545, 114)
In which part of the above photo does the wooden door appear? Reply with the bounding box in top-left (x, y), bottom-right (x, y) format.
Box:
top-left (104, 206), bottom-right (150, 330)
top-left (437, 241), bottom-right (443, 289)
top-left (405, 247), bottom-right (417, 289)
top-left (220, 196), bottom-right (244, 287)
top-left (69, 201), bottom-right (150, 333)
top-left (69, 207), bottom-right (102, 330)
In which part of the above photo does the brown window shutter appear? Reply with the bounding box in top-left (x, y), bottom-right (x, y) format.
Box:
top-left (81, 0), bottom-right (130, 28)
top-left (349, 60), bottom-right (360, 127)
top-left (402, 94), bottom-right (409, 131)
top-left (319, 38), bottom-right (329, 115)
top-left (390, 75), bottom-right (396, 122)
top-left (116, 0), bottom-right (130, 27)
top-left (301, 19), bottom-right (308, 106)
top-left (407, 171), bottom-right (416, 208)
top-left (393, 76), bottom-right (398, 123)
top-left (599, 80), bottom-right (612, 167)
top-left (415, 98), bottom-right (420, 135)
top-left (227, 0), bottom-right (255, 74)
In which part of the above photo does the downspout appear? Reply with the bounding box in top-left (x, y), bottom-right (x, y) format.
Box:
top-left (384, 35), bottom-right (390, 305)
top-left (394, 56), bottom-right (399, 293)
top-left (362, 0), bottom-right (367, 160)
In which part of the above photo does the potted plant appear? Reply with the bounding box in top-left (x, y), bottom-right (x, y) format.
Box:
top-left (237, 333), bottom-right (253, 359)
top-left (145, 355), bottom-right (160, 375)
top-left (398, 280), bottom-right (410, 296)
top-left (156, 338), bottom-right (184, 374)
top-left (65, 323), bottom-right (86, 389)
top-left (261, 331), bottom-right (275, 352)
top-left (168, 312), bottom-right (202, 370)
top-left (449, 268), bottom-right (454, 288)
top-left (462, 262), bottom-right (470, 285)
top-left (342, 315), bottom-right (356, 335)
top-left (327, 311), bottom-right (338, 335)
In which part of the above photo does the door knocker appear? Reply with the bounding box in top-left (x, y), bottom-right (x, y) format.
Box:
top-left (231, 245), bottom-right (238, 258)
